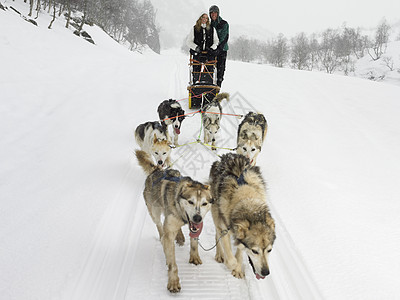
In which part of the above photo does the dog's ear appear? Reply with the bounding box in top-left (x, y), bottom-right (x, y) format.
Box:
top-left (203, 184), bottom-right (210, 190)
top-left (153, 133), bottom-right (158, 143)
top-left (234, 219), bottom-right (250, 240)
top-left (267, 217), bottom-right (275, 231)
top-left (182, 181), bottom-right (193, 188)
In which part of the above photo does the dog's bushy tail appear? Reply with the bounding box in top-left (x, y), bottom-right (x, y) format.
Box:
top-left (135, 150), bottom-right (157, 175)
top-left (214, 92), bottom-right (230, 103)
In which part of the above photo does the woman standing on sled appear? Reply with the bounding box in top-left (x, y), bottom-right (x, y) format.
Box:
top-left (186, 13), bottom-right (219, 83)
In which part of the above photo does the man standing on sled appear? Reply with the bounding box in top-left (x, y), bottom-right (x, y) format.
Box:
top-left (209, 5), bottom-right (229, 87)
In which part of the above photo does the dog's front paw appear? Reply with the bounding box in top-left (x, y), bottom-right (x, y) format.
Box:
top-left (167, 277), bottom-right (181, 293)
top-left (215, 253), bottom-right (224, 263)
top-left (232, 266), bottom-right (245, 279)
top-left (189, 254), bottom-right (202, 265)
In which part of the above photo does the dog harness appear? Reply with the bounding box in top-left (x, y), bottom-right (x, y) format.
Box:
top-left (152, 171), bottom-right (182, 187)
top-left (236, 171), bottom-right (247, 185)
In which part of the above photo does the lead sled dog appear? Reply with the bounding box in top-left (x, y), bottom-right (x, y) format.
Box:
top-left (135, 150), bottom-right (213, 293)
top-left (209, 153), bottom-right (276, 279)
top-left (158, 99), bottom-right (186, 146)
top-left (135, 121), bottom-right (171, 168)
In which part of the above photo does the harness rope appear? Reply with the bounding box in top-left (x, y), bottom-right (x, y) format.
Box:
top-left (196, 228), bottom-right (230, 252)
top-left (161, 109), bottom-right (242, 123)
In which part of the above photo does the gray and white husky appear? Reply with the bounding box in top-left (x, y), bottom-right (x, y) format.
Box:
top-left (135, 121), bottom-right (171, 168)
top-left (201, 92), bottom-right (229, 150)
top-left (236, 112), bottom-right (268, 165)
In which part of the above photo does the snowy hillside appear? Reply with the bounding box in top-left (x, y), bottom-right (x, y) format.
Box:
top-left (1, 2), bottom-right (400, 300)
top-left (354, 41), bottom-right (400, 85)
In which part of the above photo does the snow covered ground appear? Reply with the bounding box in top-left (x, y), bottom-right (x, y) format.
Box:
top-left (1, 2), bottom-right (400, 299)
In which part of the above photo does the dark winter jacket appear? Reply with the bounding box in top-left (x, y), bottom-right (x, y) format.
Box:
top-left (211, 16), bottom-right (229, 52)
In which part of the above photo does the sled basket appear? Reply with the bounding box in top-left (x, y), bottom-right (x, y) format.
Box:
top-left (188, 53), bottom-right (220, 108)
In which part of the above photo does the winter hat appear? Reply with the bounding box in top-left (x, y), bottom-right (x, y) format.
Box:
top-left (209, 5), bottom-right (219, 15)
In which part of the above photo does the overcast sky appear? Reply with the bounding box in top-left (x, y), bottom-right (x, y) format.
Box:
top-left (205, 0), bottom-right (400, 36)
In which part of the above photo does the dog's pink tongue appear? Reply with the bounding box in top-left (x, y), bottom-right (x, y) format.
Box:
top-left (256, 274), bottom-right (266, 280)
top-left (175, 128), bottom-right (180, 135)
top-left (189, 222), bottom-right (203, 238)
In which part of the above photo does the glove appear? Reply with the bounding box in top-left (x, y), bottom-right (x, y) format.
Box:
top-left (195, 46), bottom-right (201, 53)
top-left (207, 48), bottom-right (217, 58)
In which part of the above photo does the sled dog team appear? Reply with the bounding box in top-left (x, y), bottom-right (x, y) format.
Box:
top-left (134, 93), bottom-right (275, 293)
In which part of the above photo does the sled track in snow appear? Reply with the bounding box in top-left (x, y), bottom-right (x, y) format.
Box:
top-left (67, 162), bottom-right (148, 300)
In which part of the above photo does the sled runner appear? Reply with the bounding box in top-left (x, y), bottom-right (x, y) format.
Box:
top-left (187, 52), bottom-right (220, 108)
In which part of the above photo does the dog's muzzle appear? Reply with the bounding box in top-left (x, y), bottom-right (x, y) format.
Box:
top-left (188, 215), bottom-right (203, 238)
top-left (248, 256), bottom-right (269, 280)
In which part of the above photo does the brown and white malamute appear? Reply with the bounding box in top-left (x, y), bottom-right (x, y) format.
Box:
top-left (209, 153), bottom-right (276, 279)
top-left (135, 150), bottom-right (213, 293)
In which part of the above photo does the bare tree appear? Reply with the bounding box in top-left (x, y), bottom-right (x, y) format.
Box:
top-left (335, 25), bottom-right (355, 75)
top-left (318, 29), bottom-right (340, 74)
top-left (11, 0), bottom-right (160, 52)
top-left (308, 34), bottom-right (319, 71)
top-left (28, 0), bottom-right (34, 16)
top-left (48, 2), bottom-right (56, 29)
top-left (65, 0), bottom-right (71, 28)
top-left (270, 33), bottom-right (289, 67)
top-left (35, 0), bottom-right (41, 19)
top-left (345, 27), bottom-right (368, 59)
top-left (290, 32), bottom-right (310, 70)
top-left (382, 57), bottom-right (394, 71)
top-left (230, 36), bottom-right (266, 63)
top-left (368, 18), bottom-right (391, 61)
top-left (230, 36), bottom-right (250, 62)
top-left (77, 0), bottom-right (87, 33)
